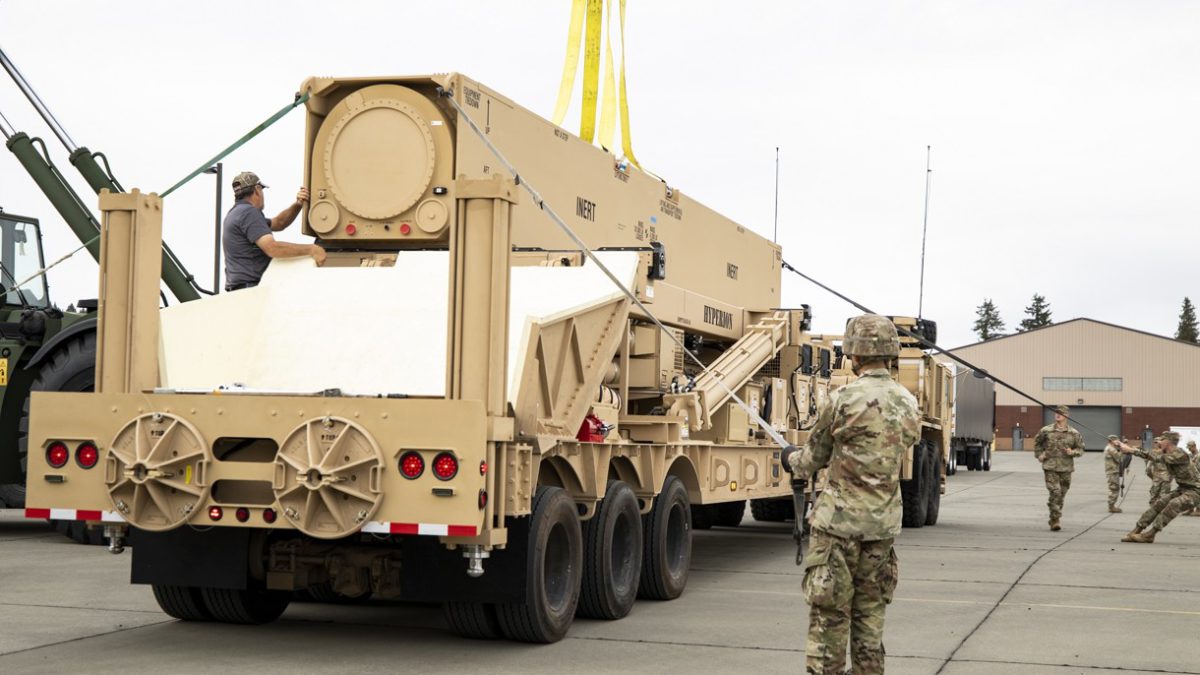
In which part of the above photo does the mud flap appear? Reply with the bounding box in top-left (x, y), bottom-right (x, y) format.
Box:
top-left (130, 527), bottom-right (250, 590)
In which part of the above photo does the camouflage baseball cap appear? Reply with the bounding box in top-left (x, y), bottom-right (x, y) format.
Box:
top-left (842, 314), bottom-right (900, 358)
top-left (1161, 431), bottom-right (1181, 444)
top-left (1107, 434), bottom-right (1118, 441)
top-left (1053, 405), bottom-right (1069, 416)
top-left (1188, 440), bottom-right (1197, 448)
top-left (231, 171), bottom-right (268, 192)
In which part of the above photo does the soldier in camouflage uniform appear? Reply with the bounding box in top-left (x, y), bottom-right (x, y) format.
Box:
top-left (1103, 435), bottom-right (1123, 513)
top-left (782, 314), bottom-right (921, 675)
top-left (1033, 405), bottom-right (1084, 530)
top-left (1185, 440), bottom-right (1199, 516)
top-left (1143, 436), bottom-right (1173, 505)
top-left (1116, 431), bottom-right (1200, 542)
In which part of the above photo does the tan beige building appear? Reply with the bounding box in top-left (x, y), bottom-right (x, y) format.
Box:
top-left (950, 318), bottom-right (1200, 450)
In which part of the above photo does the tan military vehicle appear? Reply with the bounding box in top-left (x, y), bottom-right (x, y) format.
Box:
top-left (28, 73), bottom-right (858, 642)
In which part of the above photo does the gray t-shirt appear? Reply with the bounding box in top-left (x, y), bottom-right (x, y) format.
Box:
top-left (223, 200), bottom-right (272, 287)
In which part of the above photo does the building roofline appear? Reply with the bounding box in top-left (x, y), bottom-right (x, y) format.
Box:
top-left (949, 317), bottom-right (1200, 352)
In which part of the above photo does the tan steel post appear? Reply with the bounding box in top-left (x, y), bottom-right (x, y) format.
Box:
top-left (95, 189), bottom-right (163, 394)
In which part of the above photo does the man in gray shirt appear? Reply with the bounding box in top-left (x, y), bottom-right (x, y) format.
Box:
top-left (223, 171), bottom-right (326, 290)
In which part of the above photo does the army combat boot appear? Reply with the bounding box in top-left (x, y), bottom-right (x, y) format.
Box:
top-left (1108, 505), bottom-right (1122, 513)
top-left (1126, 528), bottom-right (1158, 543)
top-left (1049, 518), bottom-right (1061, 531)
top-left (1121, 528), bottom-right (1144, 542)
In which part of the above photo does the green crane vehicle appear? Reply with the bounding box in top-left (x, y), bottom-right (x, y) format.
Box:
top-left (0, 47), bottom-right (205, 542)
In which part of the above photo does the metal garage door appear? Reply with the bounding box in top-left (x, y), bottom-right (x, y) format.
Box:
top-left (1042, 406), bottom-right (1121, 451)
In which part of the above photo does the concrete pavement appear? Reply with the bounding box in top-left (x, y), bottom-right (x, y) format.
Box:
top-left (1, 450), bottom-right (1198, 674)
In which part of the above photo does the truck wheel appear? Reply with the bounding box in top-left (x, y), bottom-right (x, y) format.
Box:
top-left (638, 475), bottom-right (691, 600)
top-left (2, 332), bottom-right (96, 515)
top-left (200, 587), bottom-right (291, 624)
top-left (578, 480), bottom-right (642, 620)
top-left (53, 520), bottom-right (106, 545)
top-left (713, 500), bottom-right (746, 527)
top-left (496, 486), bottom-right (583, 643)
top-left (750, 498), bottom-right (795, 522)
top-left (901, 442), bottom-right (930, 529)
top-left (444, 602), bottom-right (503, 639)
top-left (152, 585), bottom-right (212, 622)
top-left (947, 449), bottom-right (958, 476)
top-left (924, 441), bottom-right (941, 526)
top-left (983, 445), bottom-right (992, 471)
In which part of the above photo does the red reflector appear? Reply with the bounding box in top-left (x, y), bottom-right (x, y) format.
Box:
top-left (235, 507), bottom-right (250, 523)
top-left (478, 489), bottom-right (488, 510)
top-left (76, 442), bottom-right (99, 469)
top-left (400, 451), bottom-right (424, 479)
top-left (77, 510), bottom-right (102, 521)
top-left (447, 525), bottom-right (477, 537)
top-left (46, 442), bottom-right (69, 468)
top-left (346, 223), bottom-right (357, 236)
top-left (263, 508), bottom-right (277, 524)
top-left (479, 460), bottom-right (488, 476)
top-left (208, 506), bottom-right (223, 521)
top-left (25, 508), bottom-right (51, 519)
top-left (433, 452), bottom-right (458, 481)
top-left (400, 223), bottom-right (412, 235)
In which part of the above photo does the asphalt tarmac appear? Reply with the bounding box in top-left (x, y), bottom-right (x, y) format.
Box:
top-left (1, 451), bottom-right (1197, 674)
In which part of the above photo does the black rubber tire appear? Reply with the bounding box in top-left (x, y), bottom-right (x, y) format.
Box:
top-left (444, 602), bottom-right (503, 639)
top-left (712, 500), bottom-right (746, 528)
top-left (947, 448), bottom-right (958, 476)
top-left (924, 441), bottom-right (941, 526)
top-left (901, 441), bottom-right (930, 529)
top-left (689, 504), bottom-right (715, 530)
top-left (3, 332), bottom-right (96, 514)
top-left (496, 486), bottom-right (583, 643)
top-left (637, 475), bottom-right (691, 601)
top-left (53, 519), bottom-right (106, 546)
top-left (983, 446), bottom-right (992, 471)
top-left (152, 585), bottom-right (212, 622)
top-left (967, 451), bottom-right (981, 471)
top-left (750, 497), bottom-right (795, 522)
top-left (200, 587), bottom-right (291, 624)
top-left (578, 480), bottom-right (643, 620)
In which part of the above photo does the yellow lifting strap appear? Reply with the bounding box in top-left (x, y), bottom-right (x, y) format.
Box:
top-left (550, 0), bottom-right (586, 127)
top-left (579, 0), bottom-right (603, 143)
top-left (550, 0), bottom-right (642, 169)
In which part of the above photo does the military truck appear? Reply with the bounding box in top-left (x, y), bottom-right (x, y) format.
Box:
top-left (0, 209), bottom-right (101, 542)
top-left (951, 368), bottom-right (996, 472)
top-left (24, 73), bottom-right (937, 642)
top-left (748, 318), bottom-right (954, 529)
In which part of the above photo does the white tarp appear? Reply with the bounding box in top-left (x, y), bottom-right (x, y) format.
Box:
top-left (158, 251), bottom-right (639, 400)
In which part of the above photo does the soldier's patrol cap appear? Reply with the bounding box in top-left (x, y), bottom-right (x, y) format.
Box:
top-left (1154, 435), bottom-right (1164, 442)
top-left (1161, 431), bottom-right (1181, 444)
top-left (1107, 434), bottom-right (1118, 441)
top-left (231, 171), bottom-right (268, 192)
top-left (1189, 440), bottom-right (1197, 448)
top-left (1053, 405), bottom-right (1070, 416)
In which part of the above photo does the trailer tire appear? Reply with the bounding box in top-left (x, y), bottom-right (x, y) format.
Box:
top-left (924, 441), bottom-right (941, 526)
top-left (750, 498), bottom-right (795, 522)
top-left (53, 520), bottom-right (106, 546)
top-left (3, 331), bottom-right (96, 512)
top-left (444, 602), bottom-right (503, 639)
top-left (152, 585), bottom-right (212, 622)
top-left (496, 486), bottom-right (582, 643)
top-left (901, 442), bottom-right (930, 529)
top-left (200, 587), bottom-right (291, 625)
top-left (983, 445), bottom-right (992, 471)
top-left (713, 500), bottom-right (746, 527)
top-left (638, 475), bottom-right (691, 601)
top-left (578, 480), bottom-right (642, 620)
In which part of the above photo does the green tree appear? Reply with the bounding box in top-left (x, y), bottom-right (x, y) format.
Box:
top-left (973, 299), bottom-right (1005, 341)
top-left (1018, 293), bottom-right (1053, 332)
top-left (1176, 297), bottom-right (1198, 343)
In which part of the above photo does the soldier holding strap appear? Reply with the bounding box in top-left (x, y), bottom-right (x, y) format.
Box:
top-left (1116, 431), bottom-right (1200, 543)
top-left (1103, 434), bottom-right (1124, 513)
top-left (781, 314), bottom-right (921, 674)
top-left (1033, 405), bottom-right (1084, 531)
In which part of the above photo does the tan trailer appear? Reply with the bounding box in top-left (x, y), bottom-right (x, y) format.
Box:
top-left (28, 73), bottom-right (858, 642)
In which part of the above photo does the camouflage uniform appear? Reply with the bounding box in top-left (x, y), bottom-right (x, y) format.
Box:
top-left (1103, 438), bottom-right (1123, 512)
top-left (1033, 409), bottom-right (1083, 529)
top-left (1123, 432), bottom-right (1200, 542)
top-left (1143, 441), bottom-right (1173, 505)
top-left (788, 348), bottom-right (921, 675)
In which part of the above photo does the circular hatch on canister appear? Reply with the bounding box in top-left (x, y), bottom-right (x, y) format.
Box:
top-left (321, 85), bottom-right (437, 221)
top-left (106, 413), bottom-right (211, 531)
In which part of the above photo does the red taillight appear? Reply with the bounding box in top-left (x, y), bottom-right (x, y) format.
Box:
top-left (399, 223), bottom-right (412, 235)
top-left (46, 442), bottom-right (69, 468)
top-left (208, 506), bottom-right (223, 521)
top-left (400, 451), bottom-right (424, 479)
top-left (478, 489), bottom-right (488, 510)
top-left (346, 223), bottom-right (357, 236)
top-left (235, 507), bottom-right (250, 523)
top-left (480, 460), bottom-right (488, 476)
top-left (263, 508), bottom-right (277, 524)
top-left (433, 452), bottom-right (458, 481)
top-left (76, 442), bottom-right (99, 469)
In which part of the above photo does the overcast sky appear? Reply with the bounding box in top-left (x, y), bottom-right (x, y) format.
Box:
top-left (0, 1), bottom-right (1196, 348)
